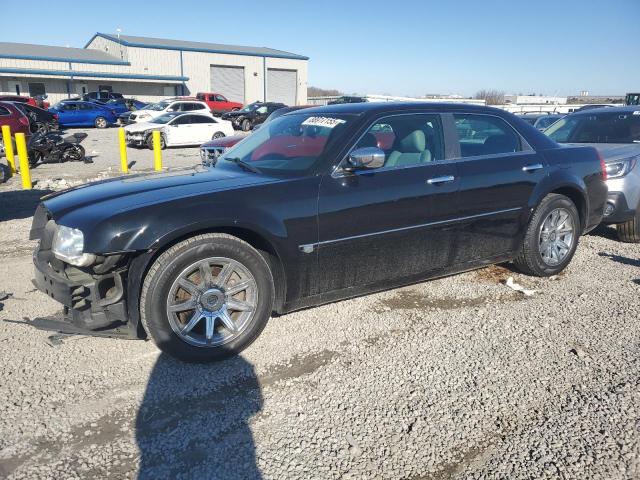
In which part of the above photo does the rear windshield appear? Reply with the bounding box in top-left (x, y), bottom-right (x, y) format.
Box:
top-left (546, 111), bottom-right (640, 144)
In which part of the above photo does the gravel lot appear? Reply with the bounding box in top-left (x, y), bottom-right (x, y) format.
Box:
top-left (0, 127), bottom-right (639, 479)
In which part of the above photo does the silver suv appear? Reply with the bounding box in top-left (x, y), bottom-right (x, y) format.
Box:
top-left (545, 106), bottom-right (640, 242)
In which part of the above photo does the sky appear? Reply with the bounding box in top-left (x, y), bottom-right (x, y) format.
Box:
top-left (1, 0), bottom-right (638, 97)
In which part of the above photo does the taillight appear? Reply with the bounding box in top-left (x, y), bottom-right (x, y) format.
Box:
top-left (53, 114), bottom-right (58, 120)
top-left (18, 116), bottom-right (29, 126)
top-left (598, 151), bottom-right (607, 181)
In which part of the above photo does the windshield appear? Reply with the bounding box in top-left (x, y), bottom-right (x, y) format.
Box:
top-left (144, 102), bottom-right (169, 111)
top-left (240, 103), bottom-right (260, 112)
top-left (217, 113), bottom-right (353, 177)
top-left (627, 94), bottom-right (640, 106)
top-left (151, 113), bottom-right (181, 124)
top-left (545, 111), bottom-right (640, 144)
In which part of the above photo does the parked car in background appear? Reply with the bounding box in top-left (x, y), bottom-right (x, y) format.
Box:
top-left (196, 93), bottom-right (242, 115)
top-left (101, 98), bottom-right (148, 116)
top-left (545, 105), bottom-right (640, 242)
top-left (0, 101), bottom-right (31, 150)
top-left (221, 102), bottom-right (286, 131)
top-left (82, 91), bottom-right (124, 103)
top-left (49, 101), bottom-right (118, 128)
top-left (517, 113), bottom-right (564, 131)
top-left (0, 95), bottom-right (49, 109)
top-left (30, 103), bottom-right (607, 362)
top-left (12, 102), bottom-right (59, 133)
top-left (625, 93), bottom-right (639, 106)
top-left (328, 95), bottom-right (368, 105)
top-left (199, 105), bottom-right (313, 164)
top-left (124, 112), bottom-right (234, 149)
top-left (128, 100), bottom-right (210, 123)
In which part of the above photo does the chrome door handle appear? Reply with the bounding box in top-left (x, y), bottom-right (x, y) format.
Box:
top-left (426, 175), bottom-right (455, 185)
top-left (522, 163), bottom-right (544, 172)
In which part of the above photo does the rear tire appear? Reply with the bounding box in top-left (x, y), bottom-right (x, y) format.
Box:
top-left (617, 211), bottom-right (640, 243)
top-left (95, 116), bottom-right (108, 129)
top-left (513, 193), bottom-right (580, 276)
top-left (140, 233), bottom-right (274, 363)
top-left (212, 131), bottom-right (225, 140)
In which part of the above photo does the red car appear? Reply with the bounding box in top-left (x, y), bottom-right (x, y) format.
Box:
top-left (0, 101), bottom-right (31, 137)
top-left (0, 95), bottom-right (50, 109)
top-left (196, 92), bottom-right (242, 115)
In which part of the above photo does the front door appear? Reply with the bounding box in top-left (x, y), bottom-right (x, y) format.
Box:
top-left (316, 113), bottom-right (460, 295)
top-left (449, 113), bottom-right (547, 262)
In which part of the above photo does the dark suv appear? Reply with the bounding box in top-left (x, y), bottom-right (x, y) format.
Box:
top-left (31, 103), bottom-right (607, 362)
top-left (83, 91), bottom-right (124, 103)
top-left (221, 102), bottom-right (286, 131)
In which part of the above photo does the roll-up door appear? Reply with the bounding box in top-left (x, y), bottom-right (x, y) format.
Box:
top-left (210, 66), bottom-right (245, 103)
top-left (267, 69), bottom-right (297, 105)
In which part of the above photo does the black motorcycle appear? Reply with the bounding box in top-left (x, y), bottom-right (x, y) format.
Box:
top-left (27, 131), bottom-right (87, 165)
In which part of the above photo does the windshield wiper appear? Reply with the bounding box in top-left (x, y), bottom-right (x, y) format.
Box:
top-left (224, 157), bottom-right (261, 174)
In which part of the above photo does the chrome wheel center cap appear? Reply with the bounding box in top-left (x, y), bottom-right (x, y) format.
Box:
top-left (200, 289), bottom-right (225, 311)
top-left (549, 232), bottom-right (557, 242)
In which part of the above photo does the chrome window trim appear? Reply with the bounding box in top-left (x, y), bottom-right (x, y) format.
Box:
top-left (299, 206), bottom-right (522, 253)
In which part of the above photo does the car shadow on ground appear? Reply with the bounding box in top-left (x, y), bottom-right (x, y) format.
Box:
top-left (136, 353), bottom-right (263, 479)
top-left (0, 188), bottom-right (52, 222)
top-left (598, 252), bottom-right (640, 268)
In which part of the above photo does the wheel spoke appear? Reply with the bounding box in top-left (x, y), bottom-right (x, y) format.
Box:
top-left (218, 310), bottom-right (238, 333)
top-left (227, 298), bottom-right (253, 312)
top-left (199, 261), bottom-right (214, 288)
top-left (177, 277), bottom-right (199, 295)
top-left (182, 311), bottom-right (203, 333)
top-left (205, 316), bottom-right (214, 343)
top-left (168, 298), bottom-right (197, 312)
top-left (225, 280), bottom-right (252, 296)
top-left (216, 263), bottom-right (234, 287)
top-left (557, 240), bottom-right (570, 252)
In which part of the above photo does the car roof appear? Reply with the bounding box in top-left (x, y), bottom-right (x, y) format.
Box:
top-left (569, 105), bottom-right (640, 116)
top-left (297, 101), bottom-right (502, 116)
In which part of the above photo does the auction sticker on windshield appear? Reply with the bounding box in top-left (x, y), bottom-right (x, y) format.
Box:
top-left (302, 117), bottom-right (346, 128)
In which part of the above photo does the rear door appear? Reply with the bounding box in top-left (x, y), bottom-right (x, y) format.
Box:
top-left (316, 112), bottom-right (461, 294)
top-left (190, 115), bottom-right (215, 142)
top-left (448, 113), bottom-right (546, 262)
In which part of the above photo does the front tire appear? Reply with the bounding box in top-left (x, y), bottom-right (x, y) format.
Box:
top-left (617, 210), bottom-right (640, 243)
top-left (513, 193), bottom-right (580, 276)
top-left (140, 233), bottom-right (274, 362)
top-left (241, 119), bottom-right (252, 132)
top-left (146, 134), bottom-right (166, 150)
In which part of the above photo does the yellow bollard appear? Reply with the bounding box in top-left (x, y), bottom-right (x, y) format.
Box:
top-left (118, 128), bottom-right (128, 173)
top-left (14, 133), bottom-right (32, 190)
top-left (152, 130), bottom-right (162, 171)
top-left (1, 125), bottom-right (16, 175)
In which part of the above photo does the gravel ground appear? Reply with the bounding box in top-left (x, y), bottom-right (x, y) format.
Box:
top-left (0, 128), bottom-right (639, 479)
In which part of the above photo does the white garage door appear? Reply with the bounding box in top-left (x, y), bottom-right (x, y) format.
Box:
top-left (267, 69), bottom-right (297, 105)
top-left (210, 66), bottom-right (245, 104)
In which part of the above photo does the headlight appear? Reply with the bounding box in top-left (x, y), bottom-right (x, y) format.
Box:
top-left (52, 225), bottom-right (96, 267)
top-left (606, 156), bottom-right (637, 179)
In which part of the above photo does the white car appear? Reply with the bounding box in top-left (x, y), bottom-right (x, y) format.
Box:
top-left (124, 112), bottom-right (234, 149)
top-left (128, 99), bottom-right (210, 123)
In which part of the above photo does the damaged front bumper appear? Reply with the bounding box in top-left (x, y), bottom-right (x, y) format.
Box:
top-left (31, 211), bottom-right (138, 337)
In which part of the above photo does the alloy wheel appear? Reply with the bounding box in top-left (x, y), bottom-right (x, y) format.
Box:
top-left (166, 257), bottom-right (258, 347)
top-left (538, 207), bottom-right (574, 266)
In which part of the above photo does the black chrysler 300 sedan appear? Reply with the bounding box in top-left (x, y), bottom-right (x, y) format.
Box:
top-left (31, 103), bottom-right (608, 362)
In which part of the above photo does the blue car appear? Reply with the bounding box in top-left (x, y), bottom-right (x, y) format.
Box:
top-left (49, 101), bottom-right (118, 128)
top-left (101, 98), bottom-right (148, 116)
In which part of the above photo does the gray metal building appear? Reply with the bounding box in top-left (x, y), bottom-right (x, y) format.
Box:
top-left (0, 33), bottom-right (309, 105)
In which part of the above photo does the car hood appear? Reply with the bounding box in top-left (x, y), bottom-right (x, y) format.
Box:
top-left (222, 111), bottom-right (246, 119)
top-left (567, 143), bottom-right (640, 162)
top-left (124, 122), bottom-right (163, 133)
top-left (201, 134), bottom-right (245, 148)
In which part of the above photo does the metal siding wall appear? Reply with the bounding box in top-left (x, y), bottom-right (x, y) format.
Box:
top-left (267, 69), bottom-right (297, 105)
top-left (210, 66), bottom-right (245, 103)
